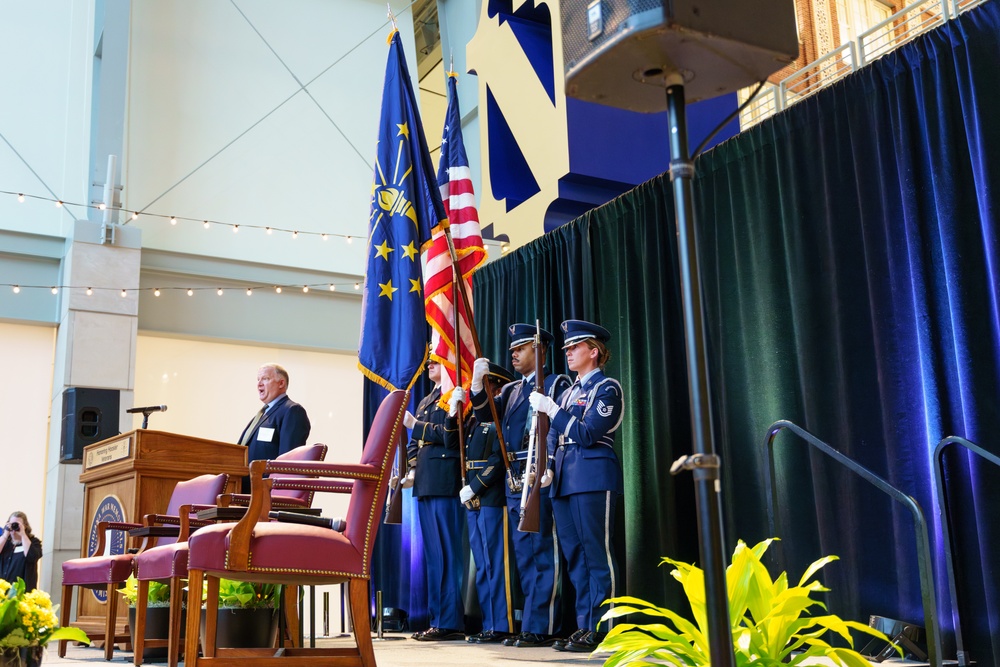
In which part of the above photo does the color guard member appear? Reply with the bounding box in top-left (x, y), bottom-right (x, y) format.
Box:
top-left (528, 319), bottom-right (623, 653)
top-left (470, 323), bottom-right (571, 647)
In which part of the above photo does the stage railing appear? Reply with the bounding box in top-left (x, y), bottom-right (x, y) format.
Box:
top-left (932, 436), bottom-right (999, 667)
top-left (762, 420), bottom-right (943, 667)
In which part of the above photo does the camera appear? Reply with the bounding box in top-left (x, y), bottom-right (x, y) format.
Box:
top-left (7, 522), bottom-right (19, 532)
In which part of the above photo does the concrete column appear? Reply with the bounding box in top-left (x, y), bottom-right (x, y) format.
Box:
top-left (40, 220), bottom-right (141, 595)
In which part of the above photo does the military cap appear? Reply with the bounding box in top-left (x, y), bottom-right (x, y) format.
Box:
top-left (487, 362), bottom-right (516, 385)
top-left (508, 323), bottom-right (554, 350)
top-left (561, 319), bottom-right (611, 348)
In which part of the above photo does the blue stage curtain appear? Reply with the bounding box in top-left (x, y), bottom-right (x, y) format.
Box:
top-left (467, 1), bottom-right (1000, 662)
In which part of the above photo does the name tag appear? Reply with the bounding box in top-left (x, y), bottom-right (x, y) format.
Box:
top-left (257, 427), bottom-right (275, 442)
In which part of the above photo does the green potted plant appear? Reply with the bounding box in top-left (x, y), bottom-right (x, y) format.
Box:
top-left (201, 579), bottom-right (278, 649)
top-left (119, 574), bottom-right (175, 661)
top-left (597, 538), bottom-right (902, 666)
top-left (0, 577), bottom-right (90, 667)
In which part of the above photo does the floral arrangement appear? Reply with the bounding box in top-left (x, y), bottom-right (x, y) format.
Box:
top-left (0, 578), bottom-right (90, 657)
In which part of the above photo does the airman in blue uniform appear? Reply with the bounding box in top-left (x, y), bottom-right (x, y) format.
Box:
top-left (405, 360), bottom-right (466, 641)
top-left (446, 363), bottom-right (517, 644)
top-left (470, 324), bottom-right (571, 647)
top-left (529, 319), bottom-right (623, 653)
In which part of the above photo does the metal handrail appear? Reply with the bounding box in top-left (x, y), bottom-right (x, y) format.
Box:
top-left (779, 42), bottom-right (856, 103)
top-left (932, 436), bottom-right (1000, 667)
top-left (858, 0), bottom-right (948, 67)
top-left (762, 420), bottom-right (943, 667)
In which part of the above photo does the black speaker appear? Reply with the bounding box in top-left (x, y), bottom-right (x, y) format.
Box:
top-left (60, 387), bottom-right (120, 463)
top-left (563, 0), bottom-right (799, 110)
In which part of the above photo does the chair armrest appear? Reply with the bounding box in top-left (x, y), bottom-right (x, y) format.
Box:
top-left (94, 521), bottom-right (143, 555)
top-left (264, 460), bottom-right (380, 481)
top-left (270, 479), bottom-right (353, 495)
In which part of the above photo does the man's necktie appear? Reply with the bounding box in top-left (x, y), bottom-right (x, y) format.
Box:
top-left (240, 405), bottom-right (268, 446)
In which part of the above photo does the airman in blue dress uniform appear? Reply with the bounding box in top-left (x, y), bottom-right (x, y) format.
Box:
top-left (528, 319), bottom-right (624, 653)
top-left (470, 323), bottom-right (571, 647)
top-left (404, 360), bottom-right (466, 641)
top-left (446, 363), bottom-right (517, 644)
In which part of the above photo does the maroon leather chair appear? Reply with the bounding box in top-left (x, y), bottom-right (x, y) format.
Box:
top-left (130, 443), bottom-right (328, 667)
top-left (183, 390), bottom-right (407, 667)
top-left (59, 473), bottom-right (230, 661)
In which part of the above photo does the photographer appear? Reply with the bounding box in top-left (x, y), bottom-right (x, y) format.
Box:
top-left (1, 512), bottom-right (42, 591)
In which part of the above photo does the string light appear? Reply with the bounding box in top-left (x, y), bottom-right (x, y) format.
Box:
top-left (120, 289), bottom-right (127, 297)
top-left (2, 189), bottom-right (369, 243)
top-left (154, 289), bottom-right (161, 297)
top-left (302, 286), bottom-right (309, 293)
top-left (246, 288), bottom-right (253, 296)
top-left (50, 287), bottom-right (58, 295)
top-left (354, 282), bottom-right (360, 290)
top-left (187, 289), bottom-right (194, 296)
top-left (217, 288), bottom-right (224, 296)
top-left (3, 282), bottom-right (364, 297)
top-left (86, 287), bottom-right (93, 296)
top-left (12, 286), bottom-right (19, 294)
top-left (275, 286), bottom-right (282, 294)
top-left (329, 284), bottom-right (336, 291)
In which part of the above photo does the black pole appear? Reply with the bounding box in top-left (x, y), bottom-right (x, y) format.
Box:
top-left (665, 81), bottom-right (735, 667)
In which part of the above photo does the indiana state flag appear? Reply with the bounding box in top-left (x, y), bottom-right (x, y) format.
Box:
top-left (358, 29), bottom-right (448, 392)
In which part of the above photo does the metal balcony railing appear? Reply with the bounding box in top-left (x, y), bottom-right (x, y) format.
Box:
top-left (739, 0), bottom-right (987, 130)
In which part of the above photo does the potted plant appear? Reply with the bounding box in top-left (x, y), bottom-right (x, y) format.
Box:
top-left (119, 574), bottom-right (176, 660)
top-left (0, 577), bottom-right (90, 667)
top-left (596, 538), bottom-right (903, 666)
top-left (201, 579), bottom-right (278, 649)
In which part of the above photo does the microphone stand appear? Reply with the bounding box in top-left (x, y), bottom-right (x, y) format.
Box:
top-left (664, 77), bottom-right (736, 667)
top-left (139, 409), bottom-right (156, 429)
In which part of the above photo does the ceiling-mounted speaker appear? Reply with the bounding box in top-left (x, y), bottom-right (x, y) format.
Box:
top-left (563, 0), bottom-right (800, 111)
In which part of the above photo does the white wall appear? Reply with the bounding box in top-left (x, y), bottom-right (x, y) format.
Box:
top-left (0, 322), bottom-right (56, 538)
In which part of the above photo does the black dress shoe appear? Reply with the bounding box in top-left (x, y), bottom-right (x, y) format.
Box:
top-left (512, 632), bottom-right (559, 647)
top-left (469, 630), bottom-right (508, 644)
top-left (410, 629), bottom-right (426, 640)
top-left (416, 627), bottom-right (466, 642)
top-left (552, 628), bottom-right (587, 651)
top-left (561, 630), bottom-right (606, 653)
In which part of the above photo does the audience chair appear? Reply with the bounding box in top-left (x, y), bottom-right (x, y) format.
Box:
top-left (131, 443), bottom-right (328, 667)
top-left (59, 473), bottom-right (230, 661)
top-left (183, 390), bottom-right (408, 667)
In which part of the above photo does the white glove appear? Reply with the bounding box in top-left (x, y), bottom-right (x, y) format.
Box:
top-left (528, 392), bottom-right (559, 418)
top-left (471, 358), bottom-right (490, 392)
top-left (400, 469), bottom-right (416, 488)
top-left (389, 474), bottom-right (400, 490)
top-left (540, 469), bottom-right (553, 488)
top-left (403, 411), bottom-right (416, 429)
top-left (448, 387), bottom-right (466, 416)
top-left (459, 485), bottom-right (475, 504)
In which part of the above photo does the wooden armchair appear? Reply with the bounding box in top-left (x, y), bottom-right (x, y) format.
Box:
top-left (183, 390), bottom-right (407, 667)
top-left (59, 473), bottom-right (230, 661)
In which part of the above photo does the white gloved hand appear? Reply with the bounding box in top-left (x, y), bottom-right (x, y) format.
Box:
top-left (389, 474), bottom-right (400, 490)
top-left (471, 358), bottom-right (490, 393)
top-left (400, 469), bottom-right (416, 488)
top-left (459, 485), bottom-right (475, 504)
top-left (540, 469), bottom-right (553, 488)
top-left (528, 391), bottom-right (559, 418)
top-left (403, 411), bottom-right (416, 429)
top-left (448, 387), bottom-right (467, 416)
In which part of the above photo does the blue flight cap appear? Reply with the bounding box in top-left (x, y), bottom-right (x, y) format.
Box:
top-left (561, 319), bottom-right (611, 348)
top-left (508, 323), bottom-right (554, 350)
top-left (487, 362), bottom-right (516, 385)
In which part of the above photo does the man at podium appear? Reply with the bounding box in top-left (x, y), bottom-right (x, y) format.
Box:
top-left (237, 363), bottom-right (311, 491)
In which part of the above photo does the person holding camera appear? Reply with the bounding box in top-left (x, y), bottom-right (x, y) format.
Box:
top-left (0, 512), bottom-right (43, 591)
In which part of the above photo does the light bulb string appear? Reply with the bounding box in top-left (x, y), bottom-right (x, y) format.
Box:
top-left (1, 188), bottom-right (362, 243)
top-left (2, 281), bottom-right (364, 295)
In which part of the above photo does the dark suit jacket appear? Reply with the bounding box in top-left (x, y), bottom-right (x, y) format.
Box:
top-left (0, 536), bottom-right (42, 591)
top-left (238, 395), bottom-right (311, 490)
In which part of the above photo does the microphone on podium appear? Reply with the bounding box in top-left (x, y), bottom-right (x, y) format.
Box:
top-left (127, 405), bottom-right (168, 429)
top-left (126, 405), bottom-right (168, 414)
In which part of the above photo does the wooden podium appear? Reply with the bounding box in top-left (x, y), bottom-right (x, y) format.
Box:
top-left (75, 429), bottom-right (247, 638)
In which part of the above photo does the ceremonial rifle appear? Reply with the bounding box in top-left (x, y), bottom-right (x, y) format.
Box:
top-left (518, 320), bottom-right (548, 533)
top-left (384, 390), bottom-right (409, 524)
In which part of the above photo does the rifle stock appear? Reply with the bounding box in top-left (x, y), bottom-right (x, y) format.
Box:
top-left (384, 428), bottom-right (406, 525)
top-left (518, 320), bottom-right (548, 533)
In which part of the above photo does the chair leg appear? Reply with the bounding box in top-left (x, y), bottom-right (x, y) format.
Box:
top-left (282, 585), bottom-right (300, 648)
top-left (167, 576), bottom-right (184, 667)
top-left (203, 575), bottom-right (219, 658)
top-left (105, 582), bottom-right (119, 661)
top-left (58, 585), bottom-right (73, 658)
top-left (184, 570), bottom-right (203, 667)
top-left (349, 579), bottom-right (375, 667)
top-left (134, 579), bottom-right (149, 665)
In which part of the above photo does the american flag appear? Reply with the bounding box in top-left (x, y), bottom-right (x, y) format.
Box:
top-left (425, 71), bottom-right (487, 397)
